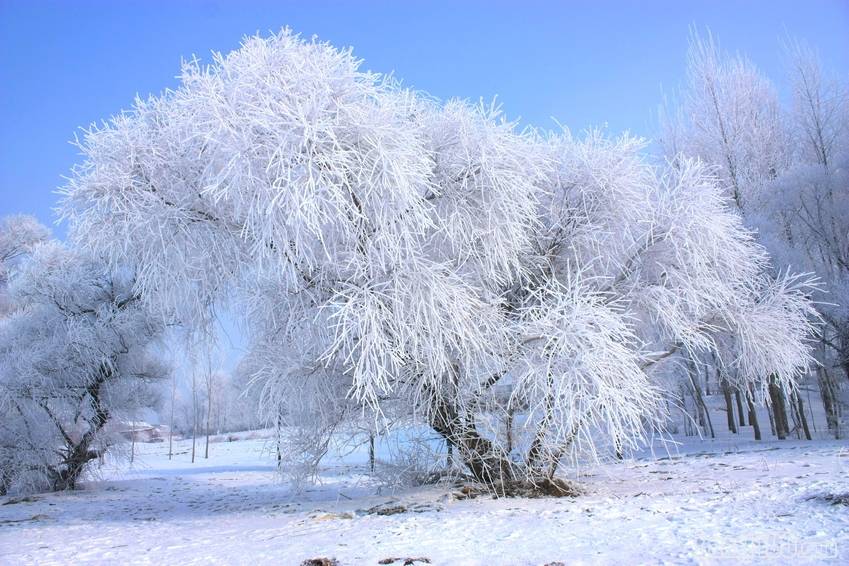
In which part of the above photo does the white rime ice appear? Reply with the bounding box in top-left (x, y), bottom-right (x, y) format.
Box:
top-left (59, 30), bottom-right (818, 489)
top-left (0, 217), bottom-right (167, 495)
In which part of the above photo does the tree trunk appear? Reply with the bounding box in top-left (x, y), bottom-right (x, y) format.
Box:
top-left (838, 327), bottom-right (849, 385)
top-left (205, 377), bottom-right (212, 459)
top-left (778, 386), bottom-right (791, 438)
top-left (368, 432), bottom-right (375, 472)
top-left (721, 378), bottom-right (737, 434)
top-left (768, 377), bottom-right (789, 440)
top-left (699, 389), bottom-right (714, 438)
top-left (191, 370), bottom-right (197, 464)
top-left (168, 372), bottom-right (176, 461)
top-left (56, 443), bottom-right (101, 491)
top-left (696, 393), bottom-right (706, 430)
top-left (735, 389), bottom-right (746, 427)
top-left (681, 384), bottom-right (695, 436)
top-left (792, 389), bottom-right (812, 440)
top-left (806, 385), bottom-right (817, 433)
top-left (767, 403), bottom-right (777, 437)
top-left (505, 406), bottom-right (515, 455)
top-left (275, 409), bottom-right (282, 468)
top-left (818, 365), bottom-right (841, 439)
top-left (746, 386), bottom-right (762, 441)
top-left (428, 388), bottom-right (514, 487)
top-left (52, 364), bottom-right (112, 491)
top-left (688, 361), bottom-right (714, 438)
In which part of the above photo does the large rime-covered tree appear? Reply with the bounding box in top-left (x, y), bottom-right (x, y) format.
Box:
top-left (661, 31), bottom-right (848, 438)
top-left (0, 229), bottom-right (167, 495)
top-left (61, 30), bottom-right (817, 492)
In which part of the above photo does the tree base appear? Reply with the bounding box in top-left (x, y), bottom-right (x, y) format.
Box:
top-left (454, 477), bottom-right (582, 499)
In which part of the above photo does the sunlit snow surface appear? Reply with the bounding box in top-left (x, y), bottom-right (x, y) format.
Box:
top-left (1, 433), bottom-right (847, 565)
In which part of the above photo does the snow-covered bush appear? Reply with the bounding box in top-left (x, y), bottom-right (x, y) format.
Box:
top-left (0, 230), bottom-right (167, 495)
top-left (60, 30), bottom-right (818, 491)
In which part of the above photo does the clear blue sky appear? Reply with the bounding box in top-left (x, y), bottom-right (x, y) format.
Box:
top-left (2, 0), bottom-right (848, 238)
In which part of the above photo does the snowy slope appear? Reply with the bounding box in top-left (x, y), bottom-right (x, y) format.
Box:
top-left (1, 433), bottom-right (847, 565)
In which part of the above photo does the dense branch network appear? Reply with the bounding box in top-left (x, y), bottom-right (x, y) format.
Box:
top-left (58, 30), bottom-right (818, 489)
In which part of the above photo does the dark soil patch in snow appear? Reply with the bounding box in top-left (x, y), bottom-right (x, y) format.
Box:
top-left (378, 557), bottom-right (431, 565)
top-left (808, 492), bottom-right (849, 506)
top-left (361, 501), bottom-right (442, 516)
top-left (300, 558), bottom-right (339, 566)
top-left (1, 495), bottom-right (40, 505)
top-left (496, 477), bottom-right (582, 498)
top-left (448, 477), bottom-right (581, 500)
top-left (0, 513), bottom-right (50, 524)
top-left (368, 504), bottom-right (408, 516)
top-left (450, 484), bottom-right (484, 500)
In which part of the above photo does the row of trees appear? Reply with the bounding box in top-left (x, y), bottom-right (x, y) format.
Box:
top-left (58, 30), bottom-right (820, 493)
top-left (660, 32), bottom-right (848, 441)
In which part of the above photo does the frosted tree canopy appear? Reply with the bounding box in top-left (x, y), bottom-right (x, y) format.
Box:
top-left (0, 223), bottom-right (167, 494)
top-left (60, 30), bottom-right (818, 490)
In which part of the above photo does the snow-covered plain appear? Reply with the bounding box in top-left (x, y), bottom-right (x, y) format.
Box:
top-left (1, 432), bottom-right (847, 565)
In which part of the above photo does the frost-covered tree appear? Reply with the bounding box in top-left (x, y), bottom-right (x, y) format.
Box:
top-left (0, 215), bottom-right (50, 318)
top-left (0, 234), bottom-right (167, 495)
top-left (661, 32), bottom-right (848, 438)
top-left (659, 31), bottom-right (788, 212)
top-left (61, 30), bottom-right (817, 492)
top-left (764, 42), bottom-right (849, 436)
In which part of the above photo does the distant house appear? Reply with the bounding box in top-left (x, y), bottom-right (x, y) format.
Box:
top-left (118, 422), bottom-right (169, 443)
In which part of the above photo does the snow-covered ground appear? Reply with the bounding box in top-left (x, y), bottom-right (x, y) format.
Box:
top-left (1, 433), bottom-right (847, 565)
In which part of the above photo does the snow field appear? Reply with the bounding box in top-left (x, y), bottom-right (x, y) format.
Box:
top-left (1, 433), bottom-right (847, 565)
